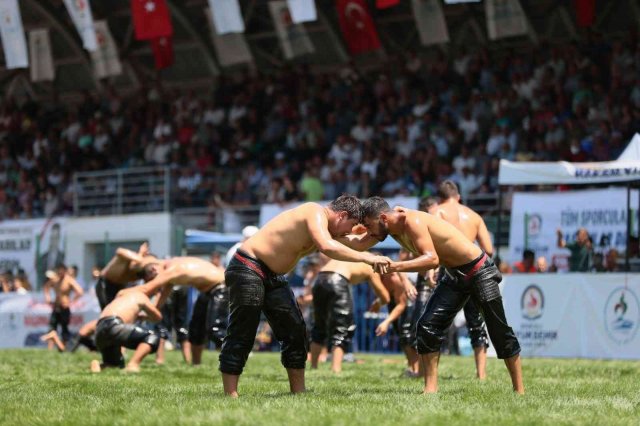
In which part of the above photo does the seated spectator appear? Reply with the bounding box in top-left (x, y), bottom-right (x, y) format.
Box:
top-left (513, 249), bottom-right (537, 273)
top-left (536, 256), bottom-right (549, 273)
top-left (495, 256), bottom-right (513, 274)
top-left (14, 269), bottom-right (32, 293)
top-left (0, 272), bottom-right (13, 293)
top-left (605, 249), bottom-right (621, 272)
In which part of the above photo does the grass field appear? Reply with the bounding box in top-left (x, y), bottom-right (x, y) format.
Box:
top-left (0, 349), bottom-right (639, 426)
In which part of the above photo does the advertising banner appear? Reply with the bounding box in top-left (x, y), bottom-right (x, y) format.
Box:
top-left (0, 218), bottom-right (67, 290)
top-left (0, 292), bottom-right (100, 348)
top-left (508, 189), bottom-right (638, 268)
top-left (502, 273), bottom-right (640, 359)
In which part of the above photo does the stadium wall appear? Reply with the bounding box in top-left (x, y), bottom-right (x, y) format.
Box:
top-left (65, 213), bottom-right (173, 285)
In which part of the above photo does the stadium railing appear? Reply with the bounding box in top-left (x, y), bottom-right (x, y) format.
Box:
top-left (73, 167), bottom-right (170, 216)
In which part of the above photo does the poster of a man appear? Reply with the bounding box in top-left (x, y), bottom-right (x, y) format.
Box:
top-left (37, 222), bottom-right (65, 287)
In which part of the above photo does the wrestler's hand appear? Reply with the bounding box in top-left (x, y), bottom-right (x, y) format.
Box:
top-left (426, 269), bottom-right (438, 289)
top-left (405, 281), bottom-right (417, 301)
top-left (386, 261), bottom-right (400, 273)
top-left (368, 255), bottom-right (392, 274)
top-left (138, 242), bottom-right (149, 256)
top-left (375, 321), bottom-right (390, 336)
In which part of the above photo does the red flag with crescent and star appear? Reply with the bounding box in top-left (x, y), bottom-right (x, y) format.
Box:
top-left (131, 0), bottom-right (173, 40)
top-left (336, 0), bottom-right (381, 55)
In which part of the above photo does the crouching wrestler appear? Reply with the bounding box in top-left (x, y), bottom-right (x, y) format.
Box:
top-left (90, 290), bottom-right (162, 373)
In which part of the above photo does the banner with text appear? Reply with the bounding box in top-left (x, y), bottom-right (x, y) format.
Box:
top-left (0, 292), bottom-right (99, 348)
top-left (0, 219), bottom-right (67, 290)
top-left (502, 274), bottom-right (640, 359)
top-left (508, 189), bottom-right (638, 268)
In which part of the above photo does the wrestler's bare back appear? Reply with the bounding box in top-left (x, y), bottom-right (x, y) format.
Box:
top-left (242, 203), bottom-right (327, 274)
top-left (321, 259), bottom-right (376, 284)
top-left (158, 257), bottom-right (224, 291)
top-left (101, 291), bottom-right (154, 324)
top-left (431, 202), bottom-right (482, 242)
top-left (393, 208), bottom-right (482, 268)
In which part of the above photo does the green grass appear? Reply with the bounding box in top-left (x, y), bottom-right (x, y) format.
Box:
top-left (0, 349), bottom-right (638, 426)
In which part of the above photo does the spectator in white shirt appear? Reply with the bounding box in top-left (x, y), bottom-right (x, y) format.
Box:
top-left (328, 135), bottom-right (362, 167)
top-left (395, 126), bottom-right (414, 159)
top-left (457, 109), bottom-right (479, 143)
top-left (412, 93), bottom-right (431, 118)
top-left (452, 145), bottom-right (477, 175)
top-left (486, 125), bottom-right (507, 156)
top-left (350, 114), bottom-right (374, 143)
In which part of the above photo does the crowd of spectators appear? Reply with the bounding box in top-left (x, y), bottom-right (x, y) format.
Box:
top-left (0, 269), bottom-right (32, 294)
top-left (1, 33), bottom-right (640, 220)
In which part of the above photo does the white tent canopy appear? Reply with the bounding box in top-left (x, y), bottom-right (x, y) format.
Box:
top-left (498, 159), bottom-right (640, 185)
top-left (618, 133), bottom-right (640, 161)
top-left (499, 133), bottom-right (640, 185)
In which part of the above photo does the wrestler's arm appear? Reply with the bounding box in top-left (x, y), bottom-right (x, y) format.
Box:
top-left (367, 272), bottom-right (391, 310)
top-left (375, 276), bottom-right (407, 336)
top-left (476, 218), bottom-right (494, 257)
top-left (336, 232), bottom-right (380, 252)
top-left (388, 219), bottom-right (439, 272)
top-left (155, 284), bottom-right (174, 309)
top-left (399, 270), bottom-right (417, 301)
top-left (141, 298), bottom-right (163, 322)
top-left (122, 270), bottom-right (176, 306)
top-left (137, 242), bottom-right (149, 256)
top-left (43, 280), bottom-right (52, 304)
top-left (68, 277), bottom-right (84, 300)
top-left (116, 247), bottom-right (143, 262)
top-left (115, 248), bottom-right (144, 264)
top-left (306, 206), bottom-right (391, 269)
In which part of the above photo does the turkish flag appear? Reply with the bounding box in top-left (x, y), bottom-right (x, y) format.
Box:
top-left (336, 0), bottom-right (381, 55)
top-left (151, 36), bottom-right (173, 69)
top-left (575, 0), bottom-right (595, 27)
top-left (131, 0), bottom-right (173, 40)
top-left (376, 0), bottom-right (400, 8)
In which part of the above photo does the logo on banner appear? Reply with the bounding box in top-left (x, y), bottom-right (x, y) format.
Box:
top-left (604, 287), bottom-right (639, 344)
top-left (521, 285), bottom-right (544, 320)
top-left (527, 214), bottom-right (542, 236)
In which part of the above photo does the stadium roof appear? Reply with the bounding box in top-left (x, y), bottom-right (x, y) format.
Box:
top-left (1, 0), bottom-right (638, 100)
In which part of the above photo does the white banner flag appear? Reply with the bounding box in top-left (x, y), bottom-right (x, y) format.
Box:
top-left (0, 0), bottom-right (28, 69)
top-left (485, 0), bottom-right (527, 40)
top-left (286, 0), bottom-right (317, 23)
top-left (206, 8), bottom-right (252, 67)
top-left (269, 1), bottom-right (314, 59)
top-left (29, 29), bottom-right (54, 82)
top-left (90, 20), bottom-right (122, 78)
top-left (209, 0), bottom-right (244, 34)
top-left (508, 188), bottom-right (639, 268)
top-left (63, 0), bottom-right (97, 51)
top-left (412, 0), bottom-right (449, 46)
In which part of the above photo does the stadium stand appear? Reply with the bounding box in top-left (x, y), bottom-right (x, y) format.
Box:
top-left (1, 32), bottom-right (639, 220)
